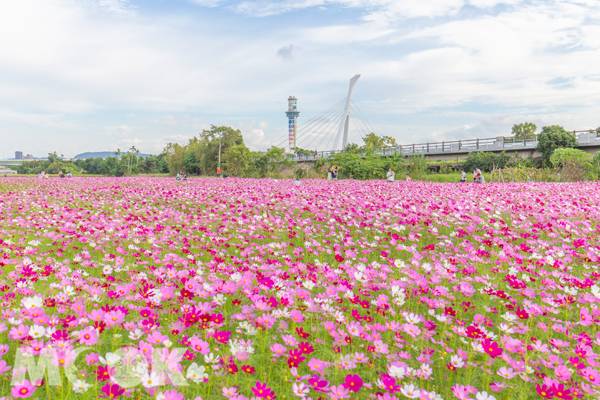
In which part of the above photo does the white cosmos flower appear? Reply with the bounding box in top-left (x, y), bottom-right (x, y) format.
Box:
top-left (29, 325), bottom-right (46, 339)
top-left (476, 392), bottom-right (496, 400)
top-left (63, 286), bottom-right (75, 297)
top-left (389, 365), bottom-right (408, 379)
top-left (401, 384), bottom-right (420, 399)
top-left (302, 280), bottom-right (315, 290)
top-left (450, 355), bottom-right (464, 368)
top-left (72, 379), bottom-right (91, 393)
top-left (141, 371), bottom-right (162, 388)
top-left (591, 285), bottom-right (600, 299)
top-left (293, 382), bottom-right (310, 397)
top-left (186, 363), bottom-right (208, 383)
top-left (129, 329), bottom-right (143, 340)
top-left (404, 313), bottom-right (421, 324)
top-left (21, 296), bottom-right (43, 309)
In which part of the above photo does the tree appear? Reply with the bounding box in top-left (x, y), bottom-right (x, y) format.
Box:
top-left (463, 151), bottom-right (514, 172)
top-left (222, 144), bottom-right (251, 177)
top-left (593, 152), bottom-right (600, 179)
top-left (251, 146), bottom-right (290, 177)
top-left (511, 122), bottom-right (537, 141)
top-left (164, 143), bottom-right (186, 175)
top-left (362, 133), bottom-right (397, 154)
top-left (550, 148), bottom-right (593, 181)
top-left (196, 125), bottom-right (244, 175)
top-left (537, 125), bottom-right (577, 166)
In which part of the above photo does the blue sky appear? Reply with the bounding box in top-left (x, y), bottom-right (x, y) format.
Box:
top-left (1, 0), bottom-right (599, 157)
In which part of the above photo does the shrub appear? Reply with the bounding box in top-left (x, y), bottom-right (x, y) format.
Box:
top-left (490, 167), bottom-right (558, 182)
top-left (407, 155), bottom-right (427, 179)
top-left (537, 125), bottom-right (576, 166)
top-left (591, 152), bottom-right (600, 179)
top-left (550, 148), bottom-right (593, 181)
top-left (463, 151), bottom-right (514, 172)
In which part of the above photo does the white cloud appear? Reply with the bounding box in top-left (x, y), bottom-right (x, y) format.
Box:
top-left (1, 0), bottom-right (599, 157)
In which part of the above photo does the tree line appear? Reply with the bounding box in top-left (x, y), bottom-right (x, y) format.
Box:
top-left (12, 122), bottom-right (600, 180)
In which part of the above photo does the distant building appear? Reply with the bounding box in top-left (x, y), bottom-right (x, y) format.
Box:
top-left (0, 168), bottom-right (17, 175)
top-left (15, 151), bottom-right (23, 160)
top-left (24, 154), bottom-right (34, 160)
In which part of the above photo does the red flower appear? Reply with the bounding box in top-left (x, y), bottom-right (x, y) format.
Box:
top-left (551, 384), bottom-right (572, 400)
top-left (226, 359), bottom-right (238, 374)
top-left (482, 338), bottom-right (503, 358)
top-left (252, 381), bottom-right (276, 399)
top-left (100, 383), bottom-right (125, 398)
top-left (536, 384), bottom-right (554, 398)
top-left (96, 365), bottom-right (111, 381)
top-left (516, 308), bottom-right (529, 319)
top-left (466, 325), bottom-right (484, 339)
top-left (296, 327), bottom-right (310, 339)
top-left (298, 342), bottom-right (314, 354)
top-left (287, 348), bottom-right (305, 368)
top-left (380, 373), bottom-right (400, 393)
top-left (343, 374), bottom-right (363, 392)
top-left (242, 365), bottom-right (255, 374)
top-left (213, 330), bottom-right (231, 344)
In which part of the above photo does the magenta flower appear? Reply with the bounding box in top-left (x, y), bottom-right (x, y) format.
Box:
top-left (482, 338), bottom-right (503, 358)
top-left (251, 381), bottom-right (276, 399)
top-left (101, 383), bottom-right (125, 398)
top-left (11, 380), bottom-right (36, 398)
top-left (343, 374), bottom-right (363, 392)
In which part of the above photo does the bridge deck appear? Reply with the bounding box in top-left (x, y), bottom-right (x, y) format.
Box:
top-left (291, 131), bottom-right (600, 161)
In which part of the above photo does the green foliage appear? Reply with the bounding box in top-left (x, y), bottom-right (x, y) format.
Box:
top-left (537, 125), bottom-right (577, 166)
top-left (343, 143), bottom-right (361, 153)
top-left (490, 167), bottom-right (559, 182)
top-left (294, 167), bottom-right (306, 180)
top-left (246, 147), bottom-right (293, 178)
top-left (164, 143), bottom-right (186, 175)
top-left (223, 144), bottom-right (251, 177)
top-left (78, 147), bottom-right (166, 176)
top-left (406, 155), bottom-right (427, 179)
top-left (328, 152), bottom-right (402, 180)
top-left (550, 148), bottom-right (593, 181)
top-left (293, 147), bottom-right (315, 157)
top-left (593, 152), bottom-right (600, 179)
top-left (463, 151), bottom-right (514, 172)
top-left (511, 122), bottom-right (537, 140)
top-left (362, 132), bottom-right (397, 154)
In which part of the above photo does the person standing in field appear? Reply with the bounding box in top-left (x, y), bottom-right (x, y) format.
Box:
top-left (386, 168), bottom-right (395, 182)
top-left (460, 170), bottom-right (467, 182)
top-left (473, 168), bottom-right (484, 183)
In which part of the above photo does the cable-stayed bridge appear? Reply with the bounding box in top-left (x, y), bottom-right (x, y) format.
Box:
top-left (277, 74), bottom-right (600, 162)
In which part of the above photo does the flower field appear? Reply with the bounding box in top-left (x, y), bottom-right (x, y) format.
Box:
top-left (0, 177), bottom-right (598, 400)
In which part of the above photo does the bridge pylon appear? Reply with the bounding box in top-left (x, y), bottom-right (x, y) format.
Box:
top-left (337, 74), bottom-right (361, 150)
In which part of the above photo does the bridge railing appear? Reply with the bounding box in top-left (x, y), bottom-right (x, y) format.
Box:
top-left (290, 129), bottom-right (600, 161)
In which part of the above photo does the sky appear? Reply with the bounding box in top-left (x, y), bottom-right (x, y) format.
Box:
top-left (1, 0), bottom-right (599, 158)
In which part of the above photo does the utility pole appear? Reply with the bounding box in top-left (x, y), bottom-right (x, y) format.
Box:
top-left (217, 135), bottom-right (223, 177)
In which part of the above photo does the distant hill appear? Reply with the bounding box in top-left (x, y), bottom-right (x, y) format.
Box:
top-left (73, 151), bottom-right (153, 160)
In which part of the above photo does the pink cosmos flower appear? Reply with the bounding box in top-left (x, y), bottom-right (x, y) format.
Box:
top-left (251, 381), bottom-right (276, 399)
top-left (11, 380), bottom-right (36, 398)
top-left (79, 326), bottom-right (99, 345)
top-left (343, 374), bottom-right (363, 392)
top-left (308, 358), bottom-right (329, 374)
top-left (482, 339), bottom-right (503, 358)
top-left (158, 390), bottom-right (185, 400)
top-left (329, 385), bottom-right (350, 399)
